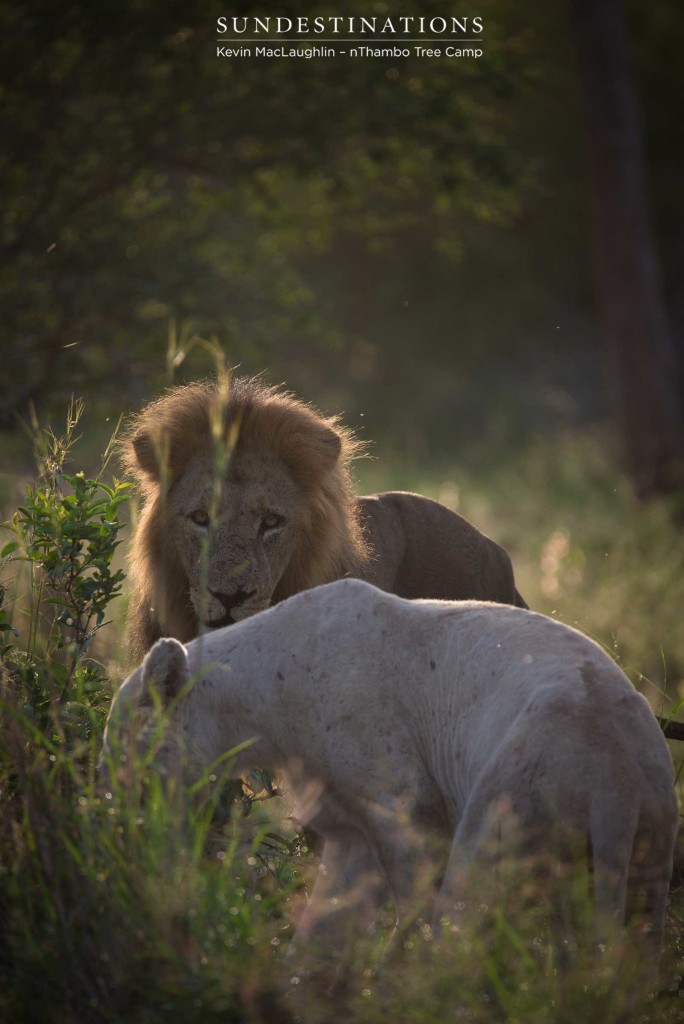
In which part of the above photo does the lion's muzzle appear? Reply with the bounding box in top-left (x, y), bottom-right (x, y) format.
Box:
top-left (205, 587), bottom-right (258, 628)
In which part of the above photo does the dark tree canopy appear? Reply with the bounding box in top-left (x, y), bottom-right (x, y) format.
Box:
top-left (1, 0), bottom-right (682, 494)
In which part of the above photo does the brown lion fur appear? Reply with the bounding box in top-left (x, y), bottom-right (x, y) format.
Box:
top-left (121, 376), bottom-right (369, 658)
top-left (121, 375), bottom-right (526, 661)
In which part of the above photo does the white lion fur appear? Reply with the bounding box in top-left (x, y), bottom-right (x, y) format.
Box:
top-left (102, 579), bottom-right (678, 972)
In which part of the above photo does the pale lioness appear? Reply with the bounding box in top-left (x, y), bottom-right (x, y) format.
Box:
top-left (121, 376), bottom-right (526, 661)
top-left (101, 579), bottom-right (677, 976)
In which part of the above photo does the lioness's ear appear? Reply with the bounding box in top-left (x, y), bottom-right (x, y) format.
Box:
top-left (140, 637), bottom-right (190, 705)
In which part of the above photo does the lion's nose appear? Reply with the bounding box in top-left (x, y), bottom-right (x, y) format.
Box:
top-left (205, 588), bottom-right (256, 628)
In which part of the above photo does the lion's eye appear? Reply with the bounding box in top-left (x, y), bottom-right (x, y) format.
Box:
top-left (261, 513), bottom-right (283, 532)
top-left (189, 509), bottom-right (210, 527)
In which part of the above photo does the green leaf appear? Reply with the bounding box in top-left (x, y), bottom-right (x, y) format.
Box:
top-left (1, 540), bottom-right (22, 557)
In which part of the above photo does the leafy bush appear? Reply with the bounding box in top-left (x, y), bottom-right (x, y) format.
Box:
top-left (0, 403), bottom-right (305, 1023)
top-left (1, 399), bottom-right (128, 740)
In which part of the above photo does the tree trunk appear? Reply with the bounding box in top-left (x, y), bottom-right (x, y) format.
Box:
top-left (570, 0), bottom-right (684, 497)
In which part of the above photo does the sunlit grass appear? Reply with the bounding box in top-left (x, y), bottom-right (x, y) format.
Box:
top-left (1, 419), bottom-right (683, 1021)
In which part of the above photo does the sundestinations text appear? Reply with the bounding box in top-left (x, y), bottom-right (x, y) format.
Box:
top-left (216, 16), bottom-right (483, 35)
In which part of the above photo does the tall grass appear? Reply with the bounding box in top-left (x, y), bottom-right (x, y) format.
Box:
top-left (1, 408), bottom-right (682, 1022)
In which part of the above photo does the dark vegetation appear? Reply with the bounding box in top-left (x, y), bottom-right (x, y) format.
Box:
top-left (1, 0), bottom-right (683, 496)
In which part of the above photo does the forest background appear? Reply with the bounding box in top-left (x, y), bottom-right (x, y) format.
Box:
top-left (2, 0), bottom-right (683, 691)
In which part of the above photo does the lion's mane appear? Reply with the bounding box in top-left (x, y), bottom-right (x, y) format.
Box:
top-left (121, 376), bottom-right (367, 658)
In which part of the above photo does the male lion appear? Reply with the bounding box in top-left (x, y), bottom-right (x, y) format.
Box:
top-left (101, 579), bottom-right (678, 979)
top-left (122, 376), bottom-right (526, 660)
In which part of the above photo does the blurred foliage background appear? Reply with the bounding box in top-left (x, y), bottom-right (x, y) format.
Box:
top-left (1, 0), bottom-right (683, 697)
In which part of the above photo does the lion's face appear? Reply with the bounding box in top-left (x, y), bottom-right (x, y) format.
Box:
top-left (168, 449), bottom-right (306, 629)
top-left (123, 376), bottom-right (367, 659)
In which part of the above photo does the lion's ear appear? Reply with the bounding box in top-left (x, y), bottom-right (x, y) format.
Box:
top-left (309, 423), bottom-right (342, 469)
top-left (140, 637), bottom-right (190, 705)
top-left (131, 428), bottom-right (162, 480)
top-left (281, 421), bottom-right (342, 487)
top-left (278, 419), bottom-right (342, 482)
top-left (321, 424), bottom-right (342, 459)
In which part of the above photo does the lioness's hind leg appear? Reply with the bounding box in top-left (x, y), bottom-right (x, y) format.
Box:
top-left (293, 833), bottom-right (386, 956)
top-left (433, 836), bottom-right (471, 933)
top-left (624, 820), bottom-right (676, 984)
top-left (589, 803), bottom-right (637, 943)
top-left (432, 793), bottom-right (520, 931)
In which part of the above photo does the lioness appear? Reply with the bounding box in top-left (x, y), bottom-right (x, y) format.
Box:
top-left (121, 376), bottom-right (526, 661)
top-left (102, 579), bottom-right (677, 976)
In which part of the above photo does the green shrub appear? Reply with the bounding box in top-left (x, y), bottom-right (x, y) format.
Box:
top-left (1, 399), bottom-right (128, 744)
top-left (0, 402), bottom-right (304, 1023)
